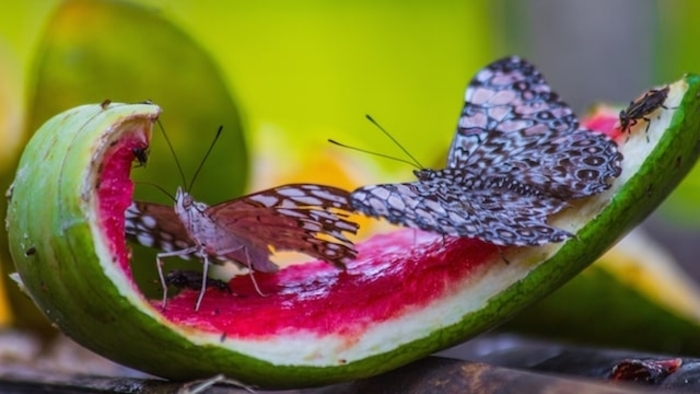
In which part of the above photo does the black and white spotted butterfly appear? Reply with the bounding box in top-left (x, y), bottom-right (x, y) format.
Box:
top-left (350, 56), bottom-right (623, 246)
top-left (125, 182), bottom-right (359, 311)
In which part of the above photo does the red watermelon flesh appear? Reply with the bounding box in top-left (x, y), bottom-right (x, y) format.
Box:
top-left (102, 110), bottom-right (621, 337)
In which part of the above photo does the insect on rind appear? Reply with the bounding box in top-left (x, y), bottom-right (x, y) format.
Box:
top-left (618, 85), bottom-right (670, 136)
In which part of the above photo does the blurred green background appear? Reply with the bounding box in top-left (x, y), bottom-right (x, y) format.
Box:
top-left (0, 0), bottom-right (496, 181)
top-left (1, 0), bottom-right (700, 346)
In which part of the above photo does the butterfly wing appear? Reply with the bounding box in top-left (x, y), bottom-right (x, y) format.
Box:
top-left (127, 198), bottom-right (279, 272)
top-left (449, 56), bottom-right (622, 199)
top-left (205, 184), bottom-right (359, 268)
top-left (125, 201), bottom-right (195, 254)
top-left (351, 169), bottom-right (571, 246)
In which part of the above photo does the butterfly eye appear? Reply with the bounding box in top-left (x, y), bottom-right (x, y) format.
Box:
top-left (182, 195), bottom-right (193, 209)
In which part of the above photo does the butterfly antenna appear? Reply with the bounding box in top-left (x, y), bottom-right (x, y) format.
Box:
top-left (328, 139), bottom-right (421, 169)
top-left (365, 114), bottom-right (424, 169)
top-left (188, 126), bottom-right (223, 193)
top-left (135, 181), bottom-right (176, 202)
top-left (156, 119), bottom-right (188, 188)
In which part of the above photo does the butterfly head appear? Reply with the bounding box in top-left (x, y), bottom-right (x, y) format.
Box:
top-left (174, 187), bottom-right (209, 214)
top-left (413, 169), bottom-right (435, 181)
top-left (174, 187), bottom-right (195, 210)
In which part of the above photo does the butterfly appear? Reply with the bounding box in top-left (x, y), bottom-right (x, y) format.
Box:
top-left (619, 85), bottom-right (670, 135)
top-left (125, 183), bottom-right (359, 310)
top-left (350, 56), bottom-right (623, 246)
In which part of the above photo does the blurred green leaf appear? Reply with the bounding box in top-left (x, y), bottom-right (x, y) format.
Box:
top-left (11, 0), bottom-right (248, 310)
top-left (655, 1), bottom-right (700, 225)
top-left (504, 231), bottom-right (700, 354)
top-left (28, 0), bottom-right (248, 200)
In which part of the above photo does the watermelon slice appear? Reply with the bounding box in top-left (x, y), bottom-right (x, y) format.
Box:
top-left (6, 75), bottom-right (700, 389)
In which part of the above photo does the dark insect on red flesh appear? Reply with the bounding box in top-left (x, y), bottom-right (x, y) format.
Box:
top-left (165, 269), bottom-right (231, 294)
top-left (131, 148), bottom-right (149, 167)
top-left (350, 56), bottom-right (623, 247)
top-left (619, 85), bottom-right (670, 135)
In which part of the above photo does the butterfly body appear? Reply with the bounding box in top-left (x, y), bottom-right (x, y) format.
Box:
top-left (351, 56), bottom-right (623, 246)
top-left (173, 187), bottom-right (278, 273)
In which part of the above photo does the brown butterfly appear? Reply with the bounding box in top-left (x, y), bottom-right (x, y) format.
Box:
top-left (125, 183), bottom-right (358, 310)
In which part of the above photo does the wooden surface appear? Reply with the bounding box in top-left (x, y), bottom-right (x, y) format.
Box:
top-left (0, 332), bottom-right (695, 393)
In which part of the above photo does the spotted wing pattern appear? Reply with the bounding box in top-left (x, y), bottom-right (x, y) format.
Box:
top-left (125, 201), bottom-right (192, 254)
top-left (449, 56), bottom-right (622, 199)
top-left (351, 56), bottom-right (623, 246)
top-left (205, 184), bottom-right (358, 267)
top-left (125, 184), bottom-right (359, 268)
top-left (352, 168), bottom-right (573, 246)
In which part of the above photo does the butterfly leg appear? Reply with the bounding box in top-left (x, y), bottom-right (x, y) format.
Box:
top-left (156, 246), bottom-right (199, 310)
top-left (243, 247), bottom-right (267, 297)
top-left (157, 257), bottom-right (167, 308)
top-left (248, 271), bottom-right (266, 297)
top-left (194, 254), bottom-right (210, 312)
top-left (219, 245), bottom-right (269, 297)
